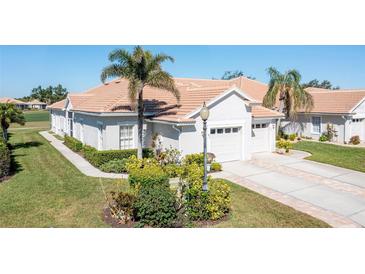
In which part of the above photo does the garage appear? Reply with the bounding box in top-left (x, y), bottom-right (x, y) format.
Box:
top-left (251, 122), bottom-right (270, 153)
top-left (351, 118), bottom-right (365, 142)
top-left (209, 126), bottom-right (242, 162)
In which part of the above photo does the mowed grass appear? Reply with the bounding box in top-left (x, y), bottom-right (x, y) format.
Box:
top-left (214, 180), bottom-right (330, 228)
top-left (24, 110), bottom-right (50, 122)
top-left (1, 125), bottom-right (124, 227)
top-left (2, 121), bottom-right (329, 227)
top-left (10, 110), bottom-right (50, 129)
top-left (293, 141), bottom-right (365, 173)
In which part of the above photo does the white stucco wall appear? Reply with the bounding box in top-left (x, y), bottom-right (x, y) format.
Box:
top-left (179, 92), bottom-right (253, 160)
top-left (284, 114), bottom-right (349, 143)
top-left (50, 109), bottom-right (66, 136)
top-left (151, 122), bottom-right (180, 151)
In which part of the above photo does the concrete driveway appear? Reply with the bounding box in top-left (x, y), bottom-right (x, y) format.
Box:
top-left (214, 151), bottom-right (365, 227)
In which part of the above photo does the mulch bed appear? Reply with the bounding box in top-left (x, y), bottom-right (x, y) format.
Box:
top-left (102, 207), bottom-right (136, 228)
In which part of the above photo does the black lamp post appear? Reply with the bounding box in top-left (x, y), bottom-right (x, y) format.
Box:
top-left (200, 102), bottom-right (210, 191)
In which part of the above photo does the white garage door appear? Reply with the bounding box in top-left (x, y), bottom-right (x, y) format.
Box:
top-left (251, 123), bottom-right (270, 153)
top-left (351, 118), bottom-right (365, 141)
top-left (209, 127), bottom-right (242, 162)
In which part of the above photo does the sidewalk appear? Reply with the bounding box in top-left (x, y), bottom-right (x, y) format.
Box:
top-left (39, 131), bottom-right (127, 179)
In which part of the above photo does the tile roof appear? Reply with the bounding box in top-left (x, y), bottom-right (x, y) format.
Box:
top-left (28, 99), bottom-right (47, 105)
top-left (0, 97), bottom-right (27, 104)
top-left (47, 76), bottom-right (282, 122)
top-left (302, 88), bottom-right (365, 113)
top-left (251, 105), bottom-right (285, 118)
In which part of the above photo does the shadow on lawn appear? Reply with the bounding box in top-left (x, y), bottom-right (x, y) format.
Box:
top-left (10, 141), bottom-right (43, 150)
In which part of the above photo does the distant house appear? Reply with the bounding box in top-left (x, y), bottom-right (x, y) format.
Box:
top-left (27, 99), bottom-right (47, 110)
top-left (48, 77), bottom-right (283, 162)
top-left (282, 87), bottom-right (365, 144)
top-left (0, 97), bottom-right (28, 110)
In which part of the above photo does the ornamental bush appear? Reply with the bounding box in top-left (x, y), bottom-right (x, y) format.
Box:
top-left (133, 185), bottom-right (177, 227)
top-left (162, 164), bottom-right (182, 178)
top-left (182, 153), bottom-right (204, 166)
top-left (319, 134), bottom-right (329, 142)
top-left (64, 135), bottom-right (83, 152)
top-left (349, 135), bottom-right (360, 145)
top-left (276, 139), bottom-right (293, 152)
top-left (108, 191), bottom-right (137, 224)
top-left (182, 163), bottom-right (231, 221)
top-left (0, 140), bottom-right (11, 179)
top-left (210, 162), bottom-right (222, 172)
top-left (82, 147), bottom-right (154, 167)
top-left (289, 133), bottom-right (297, 141)
top-left (100, 158), bottom-right (128, 173)
top-left (128, 157), bottom-right (169, 188)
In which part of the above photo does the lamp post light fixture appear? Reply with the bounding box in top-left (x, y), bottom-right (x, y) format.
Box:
top-left (200, 102), bottom-right (210, 191)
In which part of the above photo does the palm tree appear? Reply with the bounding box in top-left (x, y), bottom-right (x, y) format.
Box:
top-left (0, 103), bottom-right (25, 141)
top-left (263, 67), bottom-right (314, 120)
top-left (100, 46), bottom-right (180, 158)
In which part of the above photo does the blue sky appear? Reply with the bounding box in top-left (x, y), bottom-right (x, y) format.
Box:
top-left (1, 45), bottom-right (365, 98)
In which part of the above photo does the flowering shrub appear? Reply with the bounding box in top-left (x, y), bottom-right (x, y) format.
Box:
top-left (276, 139), bottom-right (293, 152)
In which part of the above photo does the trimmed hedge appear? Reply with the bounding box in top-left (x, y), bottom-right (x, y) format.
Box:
top-left (0, 140), bottom-right (11, 179)
top-left (129, 164), bottom-right (169, 188)
top-left (64, 136), bottom-right (83, 152)
top-left (82, 146), bottom-right (154, 167)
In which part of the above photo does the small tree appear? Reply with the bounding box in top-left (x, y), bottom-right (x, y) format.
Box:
top-left (0, 103), bottom-right (25, 141)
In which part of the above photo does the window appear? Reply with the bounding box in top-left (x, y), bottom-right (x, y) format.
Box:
top-left (232, 127), bottom-right (239, 133)
top-left (311, 116), bottom-right (321, 134)
top-left (225, 128), bottom-right (231, 133)
top-left (120, 125), bottom-right (134, 149)
top-left (217, 128), bottom-right (223, 134)
top-left (210, 129), bottom-right (216, 134)
top-left (262, 123), bottom-right (268, 128)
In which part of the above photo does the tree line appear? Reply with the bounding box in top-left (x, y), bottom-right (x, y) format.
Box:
top-left (17, 84), bottom-right (68, 104)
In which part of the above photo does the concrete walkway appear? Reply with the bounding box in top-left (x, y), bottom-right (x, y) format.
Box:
top-left (39, 131), bottom-right (127, 179)
top-left (213, 151), bottom-right (365, 228)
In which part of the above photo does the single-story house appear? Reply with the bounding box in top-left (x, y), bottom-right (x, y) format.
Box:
top-left (27, 99), bottom-right (47, 109)
top-left (48, 77), bottom-right (283, 162)
top-left (282, 87), bottom-right (365, 144)
top-left (0, 97), bottom-right (29, 110)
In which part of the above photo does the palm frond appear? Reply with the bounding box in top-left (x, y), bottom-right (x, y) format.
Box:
top-left (146, 70), bottom-right (180, 101)
top-left (100, 64), bottom-right (126, 83)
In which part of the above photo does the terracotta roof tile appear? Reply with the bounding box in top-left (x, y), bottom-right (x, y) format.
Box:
top-left (302, 88), bottom-right (365, 113)
top-left (251, 105), bottom-right (284, 118)
top-left (48, 77), bottom-right (281, 122)
top-left (0, 97), bottom-right (27, 104)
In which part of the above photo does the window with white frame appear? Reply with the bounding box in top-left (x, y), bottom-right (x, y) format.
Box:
top-left (120, 125), bottom-right (134, 149)
top-left (311, 116), bottom-right (321, 134)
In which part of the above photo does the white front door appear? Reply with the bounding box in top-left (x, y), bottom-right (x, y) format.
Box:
top-left (209, 127), bottom-right (242, 162)
top-left (251, 123), bottom-right (270, 153)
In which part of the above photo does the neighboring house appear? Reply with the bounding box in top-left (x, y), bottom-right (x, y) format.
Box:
top-left (282, 87), bottom-right (365, 144)
top-left (48, 77), bottom-right (283, 162)
top-left (0, 97), bottom-right (28, 110)
top-left (27, 99), bottom-right (47, 109)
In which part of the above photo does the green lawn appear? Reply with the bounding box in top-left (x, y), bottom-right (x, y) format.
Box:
top-left (0, 121), bottom-right (329, 227)
top-left (293, 141), bottom-right (365, 173)
top-left (23, 110), bottom-right (50, 122)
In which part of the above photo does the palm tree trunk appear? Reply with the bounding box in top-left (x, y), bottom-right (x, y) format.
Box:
top-left (137, 89), bottom-right (144, 159)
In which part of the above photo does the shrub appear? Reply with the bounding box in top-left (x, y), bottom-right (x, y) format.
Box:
top-left (108, 191), bottom-right (137, 223)
top-left (156, 147), bottom-right (181, 165)
top-left (183, 153), bottom-right (204, 166)
top-left (319, 134), bottom-right (329, 142)
top-left (349, 135), bottom-right (360, 145)
top-left (134, 185), bottom-right (177, 227)
top-left (0, 140), bottom-right (11, 179)
top-left (276, 139), bottom-right (292, 152)
top-left (83, 147), bottom-right (154, 167)
top-left (163, 164), bottom-right (182, 178)
top-left (100, 158), bottom-right (128, 173)
top-left (128, 162), bottom-right (169, 189)
top-left (210, 162), bottom-right (222, 172)
top-left (289, 133), bottom-right (297, 141)
top-left (64, 135), bottom-right (83, 152)
top-left (182, 163), bottom-right (231, 221)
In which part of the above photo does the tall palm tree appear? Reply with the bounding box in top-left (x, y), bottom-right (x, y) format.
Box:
top-left (100, 46), bottom-right (180, 158)
top-left (263, 67), bottom-right (314, 120)
top-left (0, 103), bottom-right (25, 141)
